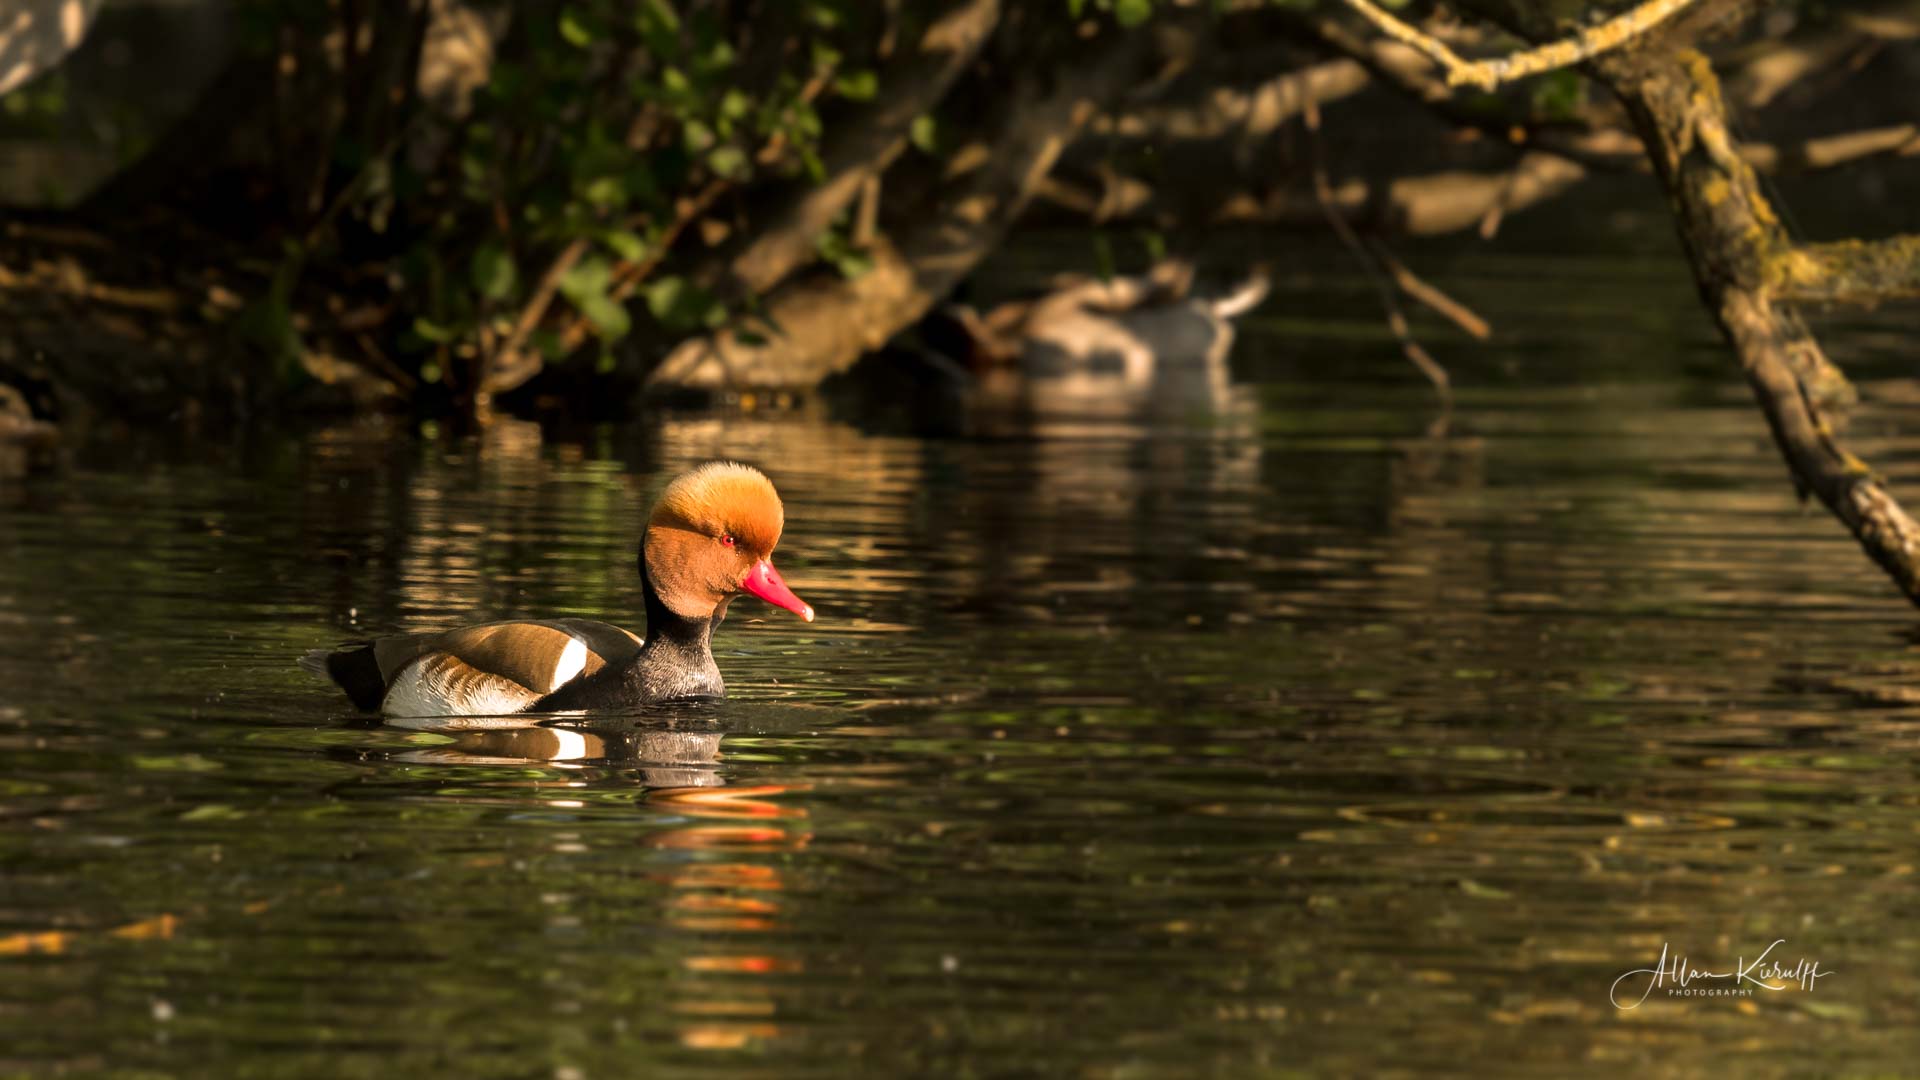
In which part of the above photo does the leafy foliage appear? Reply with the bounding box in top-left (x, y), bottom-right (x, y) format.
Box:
top-left (218, 0), bottom-right (915, 396)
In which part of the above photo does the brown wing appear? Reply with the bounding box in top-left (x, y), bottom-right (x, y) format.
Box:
top-left (547, 618), bottom-right (644, 669)
top-left (315, 619), bottom-right (644, 715)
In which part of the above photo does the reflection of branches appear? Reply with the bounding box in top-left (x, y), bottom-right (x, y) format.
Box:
top-left (1341, 0), bottom-right (1700, 91)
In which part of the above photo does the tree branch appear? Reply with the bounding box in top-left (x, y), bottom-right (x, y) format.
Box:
top-left (647, 22), bottom-right (1162, 391)
top-left (1740, 124), bottom-right (1919, 175)
top-left (1301, 96), bottom-right (1452, 416)
top-left (719, 0), bottom-right (1001, 298)
top-left (1342, 0), bottom-right (1701, 91)
top-left (1582, 43), bottom-right (1920, 602)
top-left (1767, 236), bottom-right (1920, 306)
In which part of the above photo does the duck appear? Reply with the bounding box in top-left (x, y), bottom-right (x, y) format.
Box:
top-left (300, 461), bottom-right (813, 716)
top-left (933, 258), bottom-right (1270, 384)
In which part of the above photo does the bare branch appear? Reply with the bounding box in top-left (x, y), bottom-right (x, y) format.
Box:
top-left (1301, 95), bottom-right (1451, 416)
top-left (1341, 0), bottom-right (1700, 91)
top-left (1743, 124), bottom-right (1920, 174)
top-left (1371, 243), bottom-right (1491, 341)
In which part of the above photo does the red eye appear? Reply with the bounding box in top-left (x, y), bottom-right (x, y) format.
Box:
top-left (719, 534), bottom-right (735, 547)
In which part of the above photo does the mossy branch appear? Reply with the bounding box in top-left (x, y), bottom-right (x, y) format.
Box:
top-left (1585, 41), bottom-right (1920, 604)
top-left (1767, 236), bottom-right (1920, 306)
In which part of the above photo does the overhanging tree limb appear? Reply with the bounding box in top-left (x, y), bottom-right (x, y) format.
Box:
top-left (1342, 0), bottom-right (1701, 91)
top-left (1590, 45), bottom-right (1920, 602)
top-left (1420, 0), bottom-right (1920, 603)
top-left (1767, 236), bottom-right (1920, 306)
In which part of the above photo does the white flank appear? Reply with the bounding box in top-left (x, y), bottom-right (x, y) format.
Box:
top-left (383, 655), bottom-right (540, 718)
top-left (550, 637), bottom-right (589, 691)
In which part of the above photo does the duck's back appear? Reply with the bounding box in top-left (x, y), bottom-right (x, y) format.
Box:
top-left (305, 618), bottom-right (643, 717)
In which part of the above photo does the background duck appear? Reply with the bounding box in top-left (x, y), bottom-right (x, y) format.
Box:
top-left (300, 461), bottom-right (813, 716)
top-left (938, 258), bottom-right (1270, 385)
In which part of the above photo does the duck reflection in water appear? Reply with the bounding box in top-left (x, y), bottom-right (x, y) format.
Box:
top-left (380, 712), bottom-right (727, 788)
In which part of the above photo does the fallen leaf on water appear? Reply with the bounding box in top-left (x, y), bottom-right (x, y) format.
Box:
top-left (1457, 879), bottom-right (1513, 900)
top-left (0, 929), bottom-right (69, 955)
top-left (110, 914), bottom-right (179, 941)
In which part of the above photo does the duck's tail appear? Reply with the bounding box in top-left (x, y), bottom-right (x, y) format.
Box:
top-left (1208, 265), bottom-right (1271, 321)
top-left (297, 649), bottom-right (332, 680)
top-left (301, 643), bottom-right (388, 712)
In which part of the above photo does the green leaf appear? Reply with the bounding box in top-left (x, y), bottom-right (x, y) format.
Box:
top-left (558, 256), bottom-right (614, 301)
top-left (645, 276), bottom-right (687, 320)
top-left (558, 7), bottom-right (594, 47)
top-left (701, 40), bottom-right (738, 72)
top-left (707, 144), bottom-right (748, 178)
top-left (578, 295), bottom-right (631, 340)
top-left (805, 1), bottom-right (844, 29)
top-left (559, 257), bottom-right (625, 339)
top-left (1531, 69), bottom-right (1585, 122)
top-left (636, 0), bottom-right (679, 35)
top-left (644, 275), bottom-right (719, 330)
top-left (582, 175), bottom-right (626, 208)
top-left (682, 118), bottom-right (716, 153)
top-left (834, 70), bottom-right (879, 101)
top-left (1067, 0), bottom-right (1086, 16)
top-left (1139, 228), bottom-right (1166, 263)
top-left (412, 316), bottom-right (459, 344)
top-left (798, 145), bottom-right (825, 183)
top-left (603, 230), bottom-right (648, 263)
top-left (469, 244), bottom-right (517, 301)
top-left (910, 114), bottom-right (938, 154)
top-left (1114, 0), bottom-right (1152, 27)
top-left (830, 249), bottom-right (873, 279)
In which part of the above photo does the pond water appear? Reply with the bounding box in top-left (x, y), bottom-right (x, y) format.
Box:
top-left (6, 237), bottom-right (1920, 1076)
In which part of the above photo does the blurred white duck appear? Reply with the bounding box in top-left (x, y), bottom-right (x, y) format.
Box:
top-left (932, 259), bottom-right (1268, 424)
top-left (941, 259), bottom-right (1268, 381)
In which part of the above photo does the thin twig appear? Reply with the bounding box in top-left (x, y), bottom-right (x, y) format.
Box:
top-left (1341, 0), bottom-right (1700, 91)
top-left (1301, 96), bottom-right (1453, 422)
top-left (1368, 241), bottom-right (1490, 341)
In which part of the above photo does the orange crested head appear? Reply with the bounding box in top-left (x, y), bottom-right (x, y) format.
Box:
top-left (650, 460), bottom-right (785, 559)
top-left (643, 462), bottom-right (812, 623)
